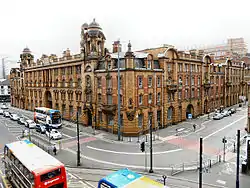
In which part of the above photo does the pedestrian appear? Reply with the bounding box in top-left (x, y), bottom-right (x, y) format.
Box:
top-left (176, 128), bottom-right (178, 136)
top-left (193, 124), bottom-right (196, 132)
top-left (53, 146), bottom-right (57, 155)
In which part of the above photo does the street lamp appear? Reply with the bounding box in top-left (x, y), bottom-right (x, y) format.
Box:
top-left (117, 40), bottom-right (121, 141)
top-left (76, 112), bottom-right (81, 166)
top-left (149, 107), bottom-right (153, 173)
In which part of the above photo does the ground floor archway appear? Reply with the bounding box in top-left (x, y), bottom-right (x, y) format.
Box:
top-left (204, 100), bottom-right (208, 114)
top-left (44, 91), bottom-right (52, 108)
top-left (87, 108), bottom-right (92, 126)
top-left (186, 104), bottom-right (194, 119)
top-left (167, 106), bottom-right (174, 121)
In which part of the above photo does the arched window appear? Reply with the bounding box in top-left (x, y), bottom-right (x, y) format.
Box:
top-left (167, 107), bottom-right (173, 120)
top-left (139, 94), bottom-right (143, 105)
top-left (55, 79), bottom-right (58, 87)
top-left (62, 79), bottom-right (66, 87)
top-left (77, 78), bottom-right (82, 88)
top-left (86, 75), bottom-right (91, 87)
top-left (69, 79), bottom-right (73, 87)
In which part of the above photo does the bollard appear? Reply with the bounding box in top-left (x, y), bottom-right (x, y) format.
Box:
top-left (234, 142), bottom-right (236, 153)
top-left (146, 135), bottom-right (148, 142)
top-left (219, 155), bottom-right (221, 162)
top-left (209, 159), bottom-right (211, 168)
top-left (59, 141), bottom-right (62, 150)
top-left (137, 134), bottom-right (140, 143)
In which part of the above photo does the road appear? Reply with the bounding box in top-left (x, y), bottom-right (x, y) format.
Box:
top-left (1, 104), bottom-right (249, 187)
top-left (175, 142), bottom-right (250, 188)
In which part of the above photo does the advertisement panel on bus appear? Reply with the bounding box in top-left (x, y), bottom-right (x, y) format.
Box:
top-left (3, 139), bottom-right (67, 188)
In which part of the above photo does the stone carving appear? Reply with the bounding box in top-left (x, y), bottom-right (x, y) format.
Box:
top-left (126, 109), bottom-right (136, 121)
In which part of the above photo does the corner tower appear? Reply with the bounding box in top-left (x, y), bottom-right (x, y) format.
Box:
top-left (20, 47), bottom-right (34, 68)
top-left (80, 19), bottom-right (106, 59)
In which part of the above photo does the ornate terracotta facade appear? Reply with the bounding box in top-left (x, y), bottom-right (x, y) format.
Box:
top-left (10, 19), bottom-right (247, 136)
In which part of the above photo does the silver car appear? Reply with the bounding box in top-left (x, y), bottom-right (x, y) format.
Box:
top-left (213, 113), bottom-right (223, 120)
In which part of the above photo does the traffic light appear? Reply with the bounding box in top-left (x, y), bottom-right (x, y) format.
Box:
top-left (140, 142), bottom-right (145, 152)
top-left (222, 137), bottom-right (227, 143)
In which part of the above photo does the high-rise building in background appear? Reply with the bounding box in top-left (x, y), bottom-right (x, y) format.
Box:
top-left (201, 38), bottom-right (248, 60)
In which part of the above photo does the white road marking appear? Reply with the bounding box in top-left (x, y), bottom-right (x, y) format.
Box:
top-left (62, 133), bottom-right (72, 138)
top-left (216, 180), bottom-right (226, 185)
top-left (67, 172), bottom-right (77, 179)
top-left (203, 116), bottom-right (245, 140)
top-left (86, 145), bottom-right (182, 155)
top-left (65, 148), bottom-right (194, 170)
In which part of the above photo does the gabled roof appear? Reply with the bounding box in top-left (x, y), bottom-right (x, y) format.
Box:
top-left (0, 79), bottom-right (10, 86)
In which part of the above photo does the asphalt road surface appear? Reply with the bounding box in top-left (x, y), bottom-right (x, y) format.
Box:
top-left (2, 104), bottom-right (248, 188)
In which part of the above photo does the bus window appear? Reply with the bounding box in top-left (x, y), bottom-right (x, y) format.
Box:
top-left (40, 168), bottom-right (61, 182)
top-left (100, 183), bottom-right (111, 188)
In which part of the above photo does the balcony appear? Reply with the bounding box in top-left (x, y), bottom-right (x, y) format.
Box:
top-left (166, 83), bottom-right (178, 92)
top-left (101, 104), bottom-right (117, 113)
top-left (226, 81), bottom-right (232, 87)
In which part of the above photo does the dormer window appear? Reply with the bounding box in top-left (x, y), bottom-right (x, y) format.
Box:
top-left (107, 61), bottom-right (111, 70)
top-left (147, 60), bottom-right (152, 69)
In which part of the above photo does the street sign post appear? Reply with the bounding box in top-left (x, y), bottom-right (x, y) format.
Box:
top-left (222, 137), bottom-right (227, 162)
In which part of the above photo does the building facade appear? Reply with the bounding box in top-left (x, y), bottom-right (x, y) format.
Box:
top-left (0, 79), bottom-right (10, 102)
top-left (201, 38), bottom-right (248, 60)
top-left (10, 19), bottom-right (247, 135)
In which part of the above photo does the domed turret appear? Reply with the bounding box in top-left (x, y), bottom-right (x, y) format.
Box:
top-left (88, 18), bottom-right (101, 30)
top-left (22, 47), bottom-right (31, 54)
top-left (81, 23), bottom-right (88, 30)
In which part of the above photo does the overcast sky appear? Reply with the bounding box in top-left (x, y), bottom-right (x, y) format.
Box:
top-left (0, 0), bottom-right (249, 70)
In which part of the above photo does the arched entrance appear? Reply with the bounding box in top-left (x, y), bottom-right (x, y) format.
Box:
top-left (44, 91), bottom-right (52, 108)
top-left (87, 108), bottom-right (92, 126)
top-left (167, 106), bottom-right (175, 123)
top-left (204, 100), bottom-right (208, 114)
top-left (186, 104), bottom-right (194, 119)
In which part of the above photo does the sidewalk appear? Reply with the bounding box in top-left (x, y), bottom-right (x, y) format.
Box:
top-left (9, 103), bottom-right (244, 146)
top-left (63, 112), bottom-right (212, 145)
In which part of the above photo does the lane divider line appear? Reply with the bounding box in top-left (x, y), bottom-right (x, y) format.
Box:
top-left (86, 145), bottom-right (182, 155)
top-left (203, 116), bottom-right (246, 140)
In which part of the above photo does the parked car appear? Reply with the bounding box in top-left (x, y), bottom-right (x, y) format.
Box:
top-left (25, 119), bottom-right (36, 129)
top-left (3, 111), bottom-right (11, 118)
top-left (1, 104), bottom-right (8, 110)
top-left (221, 110), bottom-right (230, 117)
top-left (18, 117), bottom-right (26, 125)
top-left (36, 124), bottom-right (46, 134)
top-left (228, 108), bottom-right (236, 114)
top-left (0, 109), bottom-right (4, 115)
top-left (213, 113), bottom-right (224, 120)
top-left (10, 114), bottom-right (20, 121)
top-left (46, 129), bottom-right (62, 140)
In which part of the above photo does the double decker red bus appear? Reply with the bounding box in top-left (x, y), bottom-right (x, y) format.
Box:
top-left (3, 139), bottom-right (67, 188)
